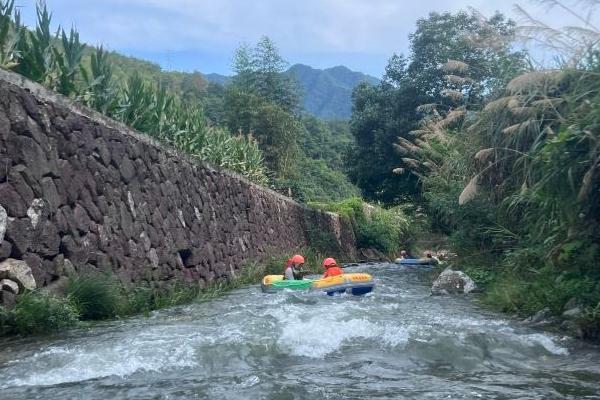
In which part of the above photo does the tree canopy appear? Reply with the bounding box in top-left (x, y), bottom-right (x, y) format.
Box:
top-left (348, 10), bottom-right (527, 203)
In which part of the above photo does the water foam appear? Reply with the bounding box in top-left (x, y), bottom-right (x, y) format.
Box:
top-left (1, 328), bottom-right (201, 388)
top-left (520, 333), bottom-right (569, 356)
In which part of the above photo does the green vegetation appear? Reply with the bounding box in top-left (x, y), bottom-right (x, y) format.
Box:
top-left (222, 37), bottom-right (360, 201)
top-left (309, 197), bottom-right (410, 256)
top-left (347, 4), bottom-right (600, 338)
top-left (285, 64), bottom-right (379, 120)
top-left (348, 10), bottom-right (526, 203)
top-left (0, 291), bottom-right (79, 335)
top-left (67, 275), bottom-right (121, 320)
top-left (1, 1), bottom-right (360, 203)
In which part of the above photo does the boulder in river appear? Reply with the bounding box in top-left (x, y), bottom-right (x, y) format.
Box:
top-left (431, 267), bottom-right (478, 295)
top-left (562, 306), bottom-right (582, 319)
top-left (523, 307), bottom-right (552, 325)
top-left (0, 258), bottom-right (37, 291)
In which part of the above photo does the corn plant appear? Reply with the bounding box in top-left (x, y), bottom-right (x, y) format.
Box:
top-left (14, 1), bottom-right (56, 84)
top-left (53, 27), bottom-right (85, 96)
top-left (80, 46), bottom-right (119, 114)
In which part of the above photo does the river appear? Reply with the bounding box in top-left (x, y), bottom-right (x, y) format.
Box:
top-left (1, 263), bottom-right (599, 399)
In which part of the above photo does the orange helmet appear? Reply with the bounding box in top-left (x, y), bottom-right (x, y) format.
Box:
top-left (323, 257), bottom-right (337, 268)
top-left (291, 254), bottom-right (305, 264)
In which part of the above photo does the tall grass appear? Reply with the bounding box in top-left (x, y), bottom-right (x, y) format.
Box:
top-left (0, 0), bottom-right (268, 184)
top-left (67, 275), bottom-right (121, 320)
top-left (1, 292), bottom-right (79, 335)
top-left (407, 2), bottom-right (600, 339)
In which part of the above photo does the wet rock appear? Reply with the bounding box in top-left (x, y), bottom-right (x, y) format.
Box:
top-left (523, 307), bottom-right (552, 324)
top-left (0, 204), bottom-right (6, 242)
top-left (562, 307), bottom-right (582, 319)
top-left (0, 278), bottom-right (19, 294)
top-left (431, 268), bottom-right (478, 295)
top-left (0, 240), bottom-right (12, 260)
top-left (40, 276), bottom-right (69, 297)
top-left (0, 289), bottom-right (17, 308)
top-left (0, 182), bottom-right (27, 217)
top-left (0, 258), bottom-right (36, 291)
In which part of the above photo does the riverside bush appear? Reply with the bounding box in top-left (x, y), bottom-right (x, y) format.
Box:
top-left (1, 292), bottom-right (79, 335)
top-left (309, 198), bottom-right (409, 256)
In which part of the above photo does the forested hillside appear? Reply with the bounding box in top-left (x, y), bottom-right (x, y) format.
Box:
top-left (288, 64), bottom-right (379, 119)
top-left (205, 64), bottom-right (378, 120)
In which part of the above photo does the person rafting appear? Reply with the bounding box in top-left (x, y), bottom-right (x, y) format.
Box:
top-left (322, 257), bottom-right (343, 278)
top-left (424, 250), bottom-right (440, 265)
top-left (399, 250), bottom-right (409, 260)
top-left (284, 254), bottom-right (306, 280)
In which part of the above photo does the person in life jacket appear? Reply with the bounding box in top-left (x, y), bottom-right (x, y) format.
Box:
top-left (284, 254), bottom-right (305, 280)
top-left (322, 257), bottom-right (343, 278)
top-left (424, 250), bottom-right (440, 265)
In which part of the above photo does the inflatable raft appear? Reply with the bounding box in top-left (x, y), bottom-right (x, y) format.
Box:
top-left (261, 273), bottom-right (374, 296)
top-left (394, 258), bottom-right (437, 266)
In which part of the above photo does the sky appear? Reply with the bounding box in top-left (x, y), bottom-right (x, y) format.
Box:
top-left (16, 0), bottom-right (592, 78)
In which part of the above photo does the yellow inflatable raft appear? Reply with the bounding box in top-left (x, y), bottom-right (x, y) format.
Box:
top-left (261, 273), bottom-right (374, 296)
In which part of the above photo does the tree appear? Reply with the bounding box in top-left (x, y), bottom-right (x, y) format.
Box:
top-left (225, 37), bottom-right (301, 178)
top-left (348, 10), bottom-right (527, 203)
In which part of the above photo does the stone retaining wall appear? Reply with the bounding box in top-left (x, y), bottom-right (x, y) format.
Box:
top-left (0, 69), bottom-right (356, 294)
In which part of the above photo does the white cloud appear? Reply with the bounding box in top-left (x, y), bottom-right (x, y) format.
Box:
top-left (22, 0), bottom-right (595, 74)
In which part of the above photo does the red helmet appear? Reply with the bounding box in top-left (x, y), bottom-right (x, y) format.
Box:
top-left (291, 254), bottom-right (305, 264)
top-left (323, 257), bottom-right (337, 268)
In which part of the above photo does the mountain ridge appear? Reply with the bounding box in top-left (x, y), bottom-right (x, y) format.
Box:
top-left (204, 63), bottom-right (379, 120)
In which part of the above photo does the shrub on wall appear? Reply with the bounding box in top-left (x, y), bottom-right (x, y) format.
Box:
top-left (308, 197), bottom-right (409, 256)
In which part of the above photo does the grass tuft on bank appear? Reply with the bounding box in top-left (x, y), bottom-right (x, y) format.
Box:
top-left (308, 197), bottom-right (411, 257)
